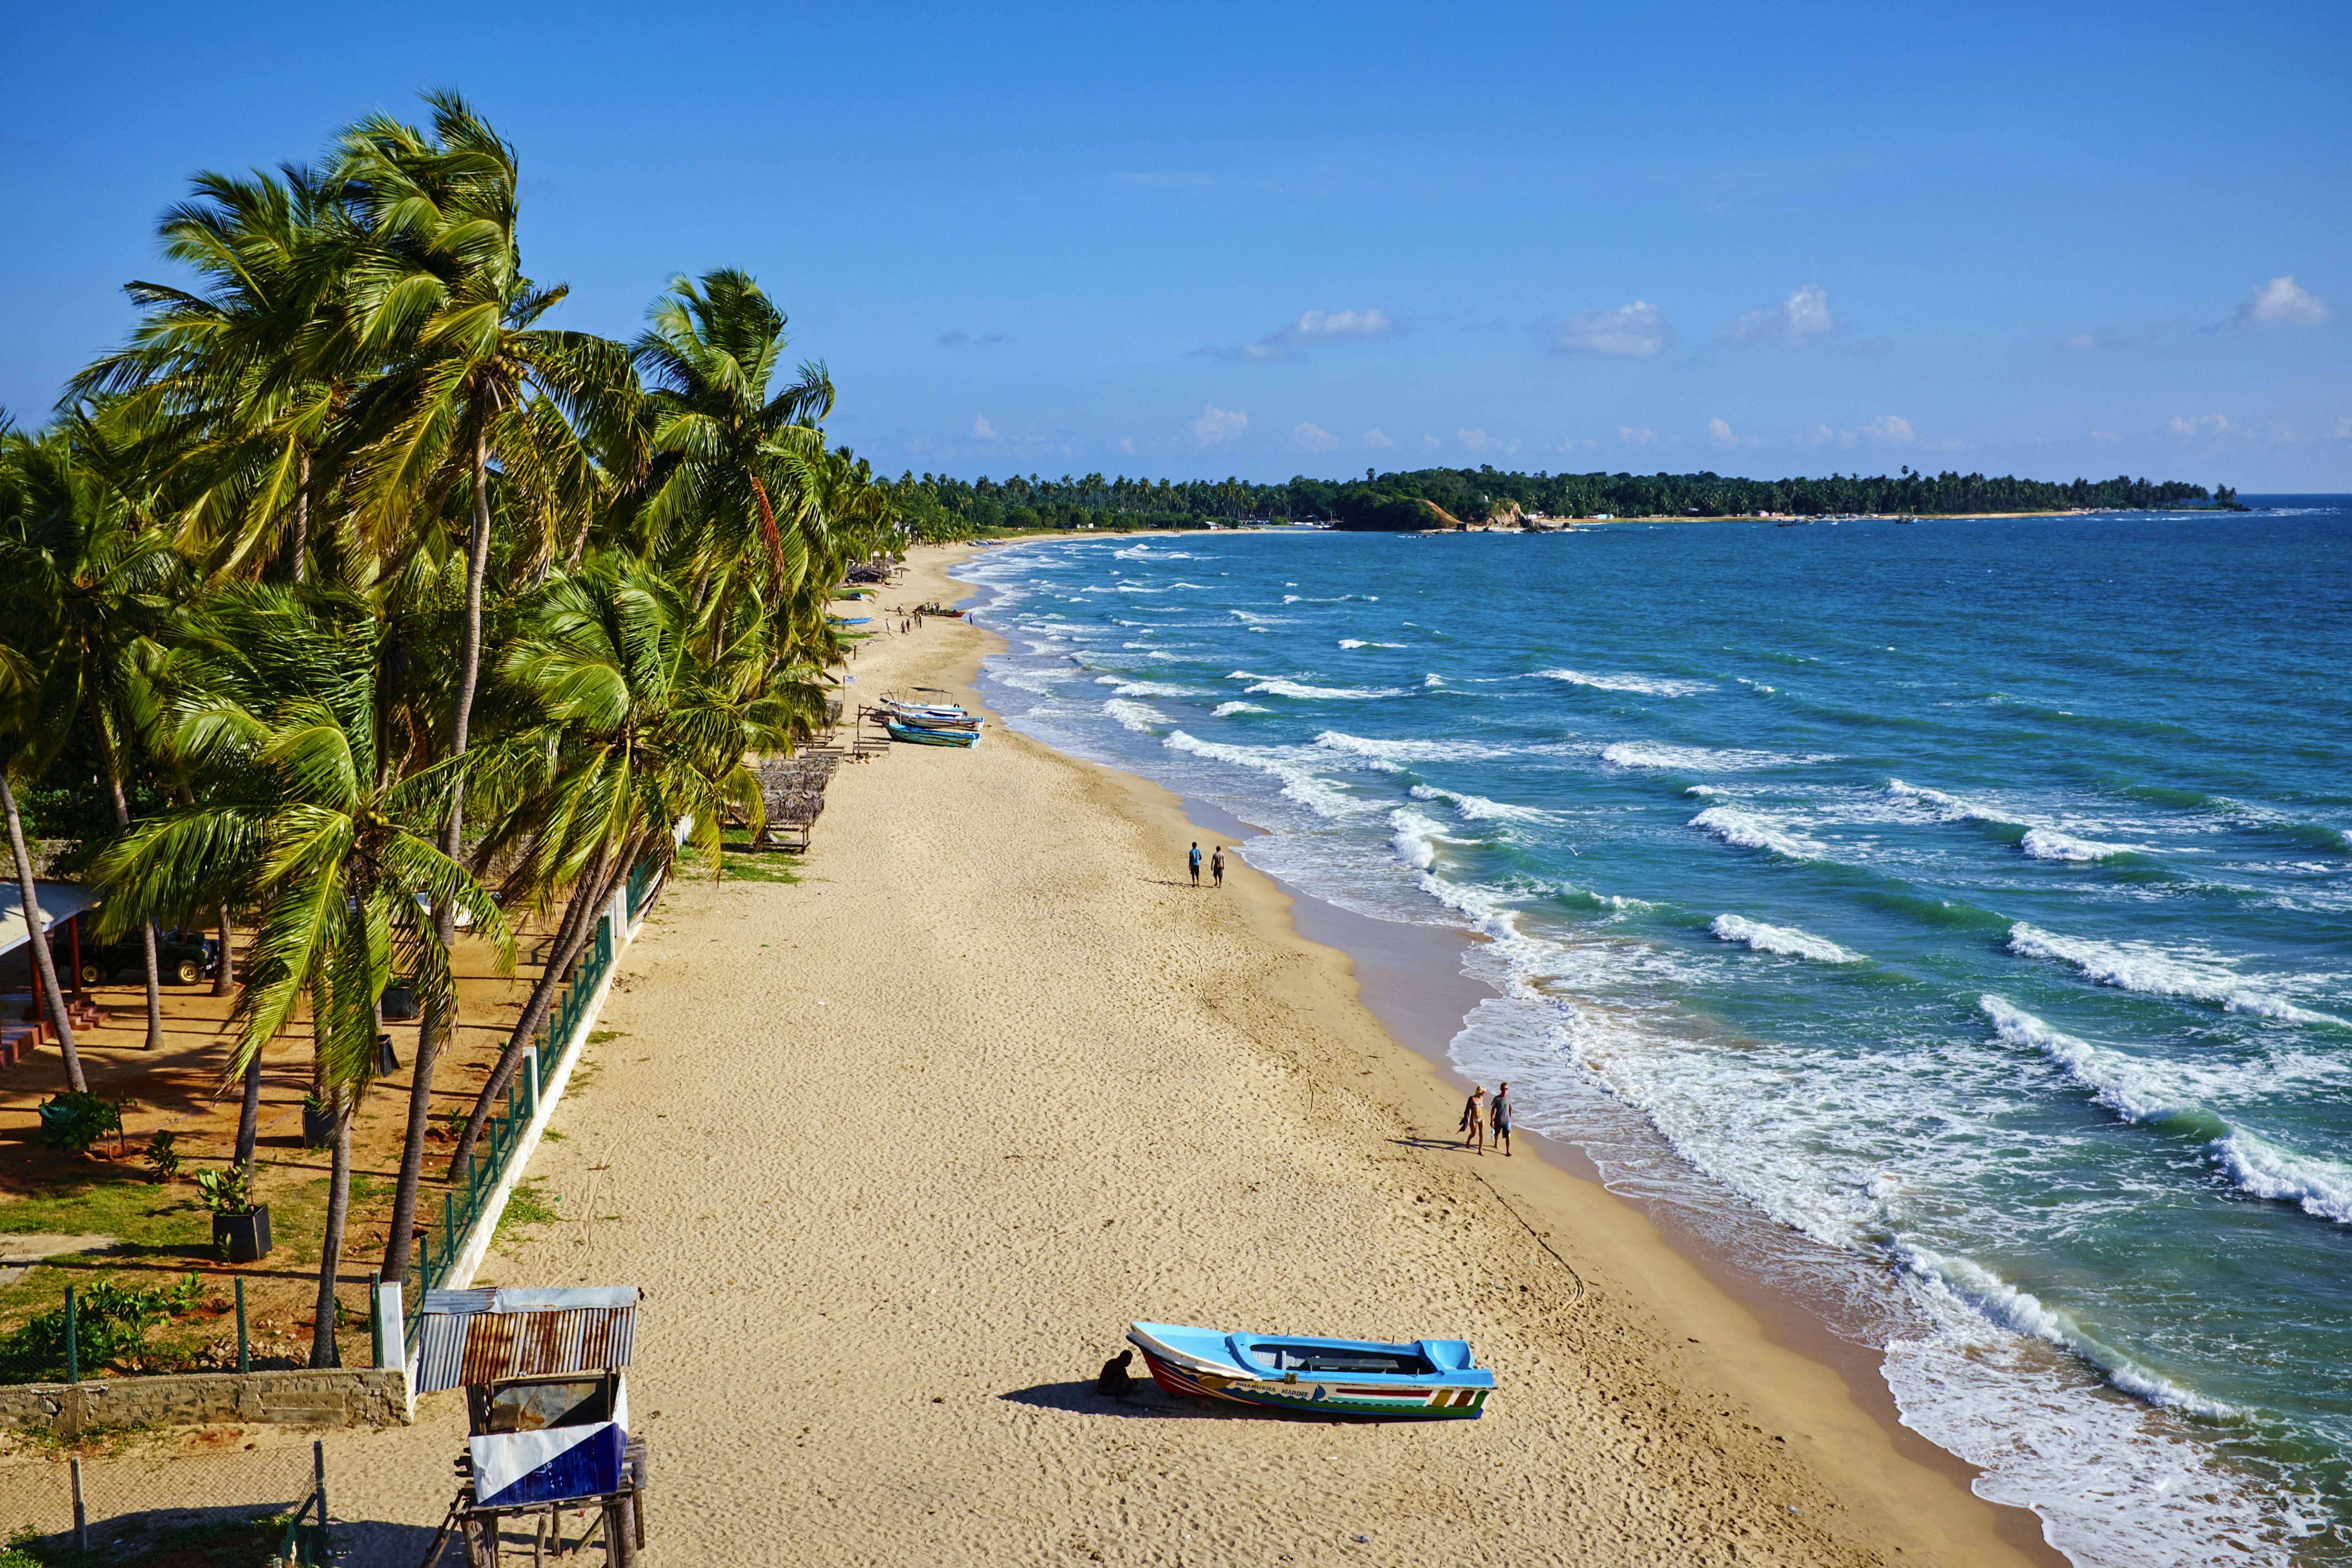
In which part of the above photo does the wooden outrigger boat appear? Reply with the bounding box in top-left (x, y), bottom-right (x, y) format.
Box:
top-left (1126, 1321), bottom-right (1493, 1419)
top-left (884, 719), bottom-right (979, 747)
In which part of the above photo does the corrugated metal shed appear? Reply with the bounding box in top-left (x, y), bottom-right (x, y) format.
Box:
top-left (415, 1286), bottom-right (640, 1394)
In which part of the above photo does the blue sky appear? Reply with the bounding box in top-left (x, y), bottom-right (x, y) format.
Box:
top-left (5, 0), bottom-right (2347, 488)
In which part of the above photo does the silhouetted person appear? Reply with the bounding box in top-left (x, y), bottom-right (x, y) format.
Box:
top-left (1098, 1348), bottom-right (1135, 1398)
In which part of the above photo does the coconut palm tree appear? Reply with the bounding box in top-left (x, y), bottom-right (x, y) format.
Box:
top-left (0, 416), bottom-right (186, 1051)
top-left (629, 269), bottom-right (832, 596)
top-left (92, 585), bottom-right (511, 1363)
top-left (330, 92), bottom-right (639, 1278)
top-left (434, 553), bottom-right (773, 1185)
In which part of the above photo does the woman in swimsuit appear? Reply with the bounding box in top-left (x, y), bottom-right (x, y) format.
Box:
top-left (1459, 1085), bottom-right (1487, 1155)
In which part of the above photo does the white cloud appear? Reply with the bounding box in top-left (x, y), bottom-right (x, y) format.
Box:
top-left (2064, 332), bottom-right (2097, 350)
top-left (1706, 417), bottom-right (1762, 450)
top-left (1422, 434), bottom-right (1442, 449)
top-left (1722, 285), bottom-right (1840, 347)
top-left (1294, 308), bottom-right (1393, 340)
top-left (1860, 414), bottom-right (1914, 446)
top-left (2332, 416), bottom-right (2352, 439)
top-left (1554, 301), bottom-right (1671, 357)
top-left (1291, 422), bottom-right (1340, 453)
top-left (1797, 424), bottom-right (1834, 447)
top-left (1191, 404), bottom-right (1247, 445)
top-left (1202, 308), bottom-right (1398, 362)
top-left (1362, 429), bottom-right (1395, 449)
top-left (1618, 426), bottom-right (1657, 446)
top-left (2090, 430), bottom-right (2124, 444)
top-left (1459, 428), bottom-right (1520, 453)
top-left (973, 415), bottom-right (999, 440)
top-left (2169, 414), bottom-right (2232, 437)
top-left (2236, 276), bottom-right (2329, 328)
top-left (1118, 435), bottom-right (1135, 455)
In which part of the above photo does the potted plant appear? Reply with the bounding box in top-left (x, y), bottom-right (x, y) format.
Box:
top-left (381, 978), bottom-right (419, 1021)
top-left (196, 1166), bottom-right (271, 1263)
top-left (301, 1091), bottom-right (336, 1148)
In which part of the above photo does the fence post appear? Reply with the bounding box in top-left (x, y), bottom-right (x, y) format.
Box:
top-left (442, 1191), bottom-right (455, 1261)
top-left (314, 1437), bottom-right (328, 1547)
top-left (63, 1286), bottom-right (77, 1384)
top-left (236, 1277), bottom-right (250, 1374)
top-left (368, 1269), bottom-right (383, 1369)
top-left (70, 1456), bottom-right (86, 1552)
top-left (523, 1046), bottom-right (539, 1118)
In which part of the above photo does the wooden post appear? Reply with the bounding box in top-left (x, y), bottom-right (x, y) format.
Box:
top-left (71, 1456), bottom-right (86, 1552)
top-left (68, 912), bottom-right (85, 1000)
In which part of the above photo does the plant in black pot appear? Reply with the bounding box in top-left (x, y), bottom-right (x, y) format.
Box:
top-left (196, 1166), bottom-right (271, 1263)
top-left (301, 1092), bottom-right (337, 1149)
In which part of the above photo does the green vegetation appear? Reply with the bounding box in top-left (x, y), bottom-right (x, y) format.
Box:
top-left (5, 1512), bottom-right (301, 1568)
top-left (492, 1181), bottom-right (560, 1256)
top-left (0, 90), bottom-right (904, 1371)
top-left (0, 1275), bottom-right (204, 1380)
top-left (883, 464), bottom-right (2222, 537)
top-left (35, 1094), bottom-right (131, 1158)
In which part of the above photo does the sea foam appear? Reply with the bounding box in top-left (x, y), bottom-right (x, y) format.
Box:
top-left (1709, 915), bottom-right (1863, 964)
top-left (1537, 668), bottom-right (1712, 697)
top-left (2006, 923), bottom-right (2344, 1026)
top-left (1688, 805), bottom-right (1824, 859)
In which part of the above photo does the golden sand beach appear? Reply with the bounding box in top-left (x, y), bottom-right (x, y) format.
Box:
top-left (2, 540), bottom-right (2061, 1566)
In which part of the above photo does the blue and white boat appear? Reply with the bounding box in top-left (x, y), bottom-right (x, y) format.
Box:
top-left (1126, 1321), bottom-right (1493, 1419)
top-left (885, 719), bottom-right (980, 748)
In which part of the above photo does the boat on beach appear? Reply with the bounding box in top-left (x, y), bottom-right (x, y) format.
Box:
top-left (1126, 1321), bottom-right (1493, 1419)
top-left (884, 719), bottom-right (980, 747)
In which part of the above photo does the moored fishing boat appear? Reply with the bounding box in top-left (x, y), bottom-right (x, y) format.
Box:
top-left (1126, 1321), bottom-right (1492, 1419)
top-left (885, 719), bottom-right (980, 747)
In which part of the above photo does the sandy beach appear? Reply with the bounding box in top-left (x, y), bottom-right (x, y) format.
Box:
top-left (2, 541), bottom-right (2061, 1566)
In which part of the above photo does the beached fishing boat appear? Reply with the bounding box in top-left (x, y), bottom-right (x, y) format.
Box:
top-left (881, 704), bottom-right (980, 731)
top-left (1126, 1321), bottom-right (1492, 1419)
top-left (885, 719), bottom-right (979, 747)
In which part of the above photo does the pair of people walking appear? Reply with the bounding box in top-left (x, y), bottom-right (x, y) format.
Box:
top-left (1458, 1082), bottom-right (1512, 1156)
top-left (1187, 842), bottom-right (1225, 888)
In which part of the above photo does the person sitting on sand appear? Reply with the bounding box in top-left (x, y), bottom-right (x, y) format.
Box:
top-left (1211, 845), bottom-right (1226, 887)
top-left (1098, 1348), bottom-right (1135, 1398)
top-left (1189, 842), bottom-right (1201, 887)
top-left (1460, 1085), bottom-right (1487, 1154)
top-left (1490, 1081), bottom-right (1513, 1157)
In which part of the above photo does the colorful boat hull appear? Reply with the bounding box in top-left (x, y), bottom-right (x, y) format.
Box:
top-left (885, 720), bottom-right (979, 747)
top-left (1126, 1322), bottom-right (1492, 1420)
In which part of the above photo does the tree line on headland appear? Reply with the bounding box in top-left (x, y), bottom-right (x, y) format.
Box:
top-left (894, 465), bottom-right (2225, 536)
top-left (1, 93), bottom-right (905, 1360)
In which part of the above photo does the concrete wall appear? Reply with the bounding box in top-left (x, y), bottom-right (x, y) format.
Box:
top-left (0, 1367), bottom-right (410, 1438)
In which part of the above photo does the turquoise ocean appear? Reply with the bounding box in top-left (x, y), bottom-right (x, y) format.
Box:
top-left (953, 500), bottom-right (2352, 1567)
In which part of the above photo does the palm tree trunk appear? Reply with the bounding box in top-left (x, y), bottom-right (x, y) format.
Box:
top-left (212, 904), bottom-right (235, 996)
top-left (283, 451), bottom-right (310, 585)
top-left (444, 843), bottom-right (633, 1180)
top-left (309, 1100), bottom-right (350, 1369)
top-left (97, 723), bottom-right (165, 1051)
top-left (233, 1048), bottom-right (263, 1172)
top-left (1, 773), bottom-right (84, 1092)
top-left (381, 426), bottom-right (494, 1285)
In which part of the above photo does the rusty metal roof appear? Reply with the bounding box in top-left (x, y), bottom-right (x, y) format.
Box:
top-left (414, 1286), bottom-right (640, 1394)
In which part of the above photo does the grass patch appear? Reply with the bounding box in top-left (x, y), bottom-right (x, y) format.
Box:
top-left (491, 1181), bottom-right (560, 1256)
top-left (682, 831), bottom-right (806, 886)
top-left (586, 1030), bottom-right (626, 1045)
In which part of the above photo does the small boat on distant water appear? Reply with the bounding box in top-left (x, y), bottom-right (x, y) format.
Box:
top-left (885, 719), bottom-right (979, 747)
top-left (1126, 1322), bottom-right (1492, 1419)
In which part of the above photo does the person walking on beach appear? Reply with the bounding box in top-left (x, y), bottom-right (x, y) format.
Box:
top-left (1459, 1085), bottom-right (1487, 1155)
top-left (1211, 846), bottom-right (1226, 887)
top-left (1188, 842), bottom-right (1202, 887)
top-left (1490, 1081), bottom-right (1513, 1157)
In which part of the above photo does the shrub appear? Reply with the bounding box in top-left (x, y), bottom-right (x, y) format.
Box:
top-left (143, 1129), bottom-right (181, 1183)
top-left (193, 1166), bottom-right (256, 1216)
top-left (36, 1092), bottom-right (130, 1157)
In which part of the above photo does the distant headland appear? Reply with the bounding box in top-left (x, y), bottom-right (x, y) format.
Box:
top-left (890, 465), bottom-right (2232, 537)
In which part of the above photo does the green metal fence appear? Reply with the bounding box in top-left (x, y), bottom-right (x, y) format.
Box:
top-left (401, 911), bottom-right (615, 1350)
